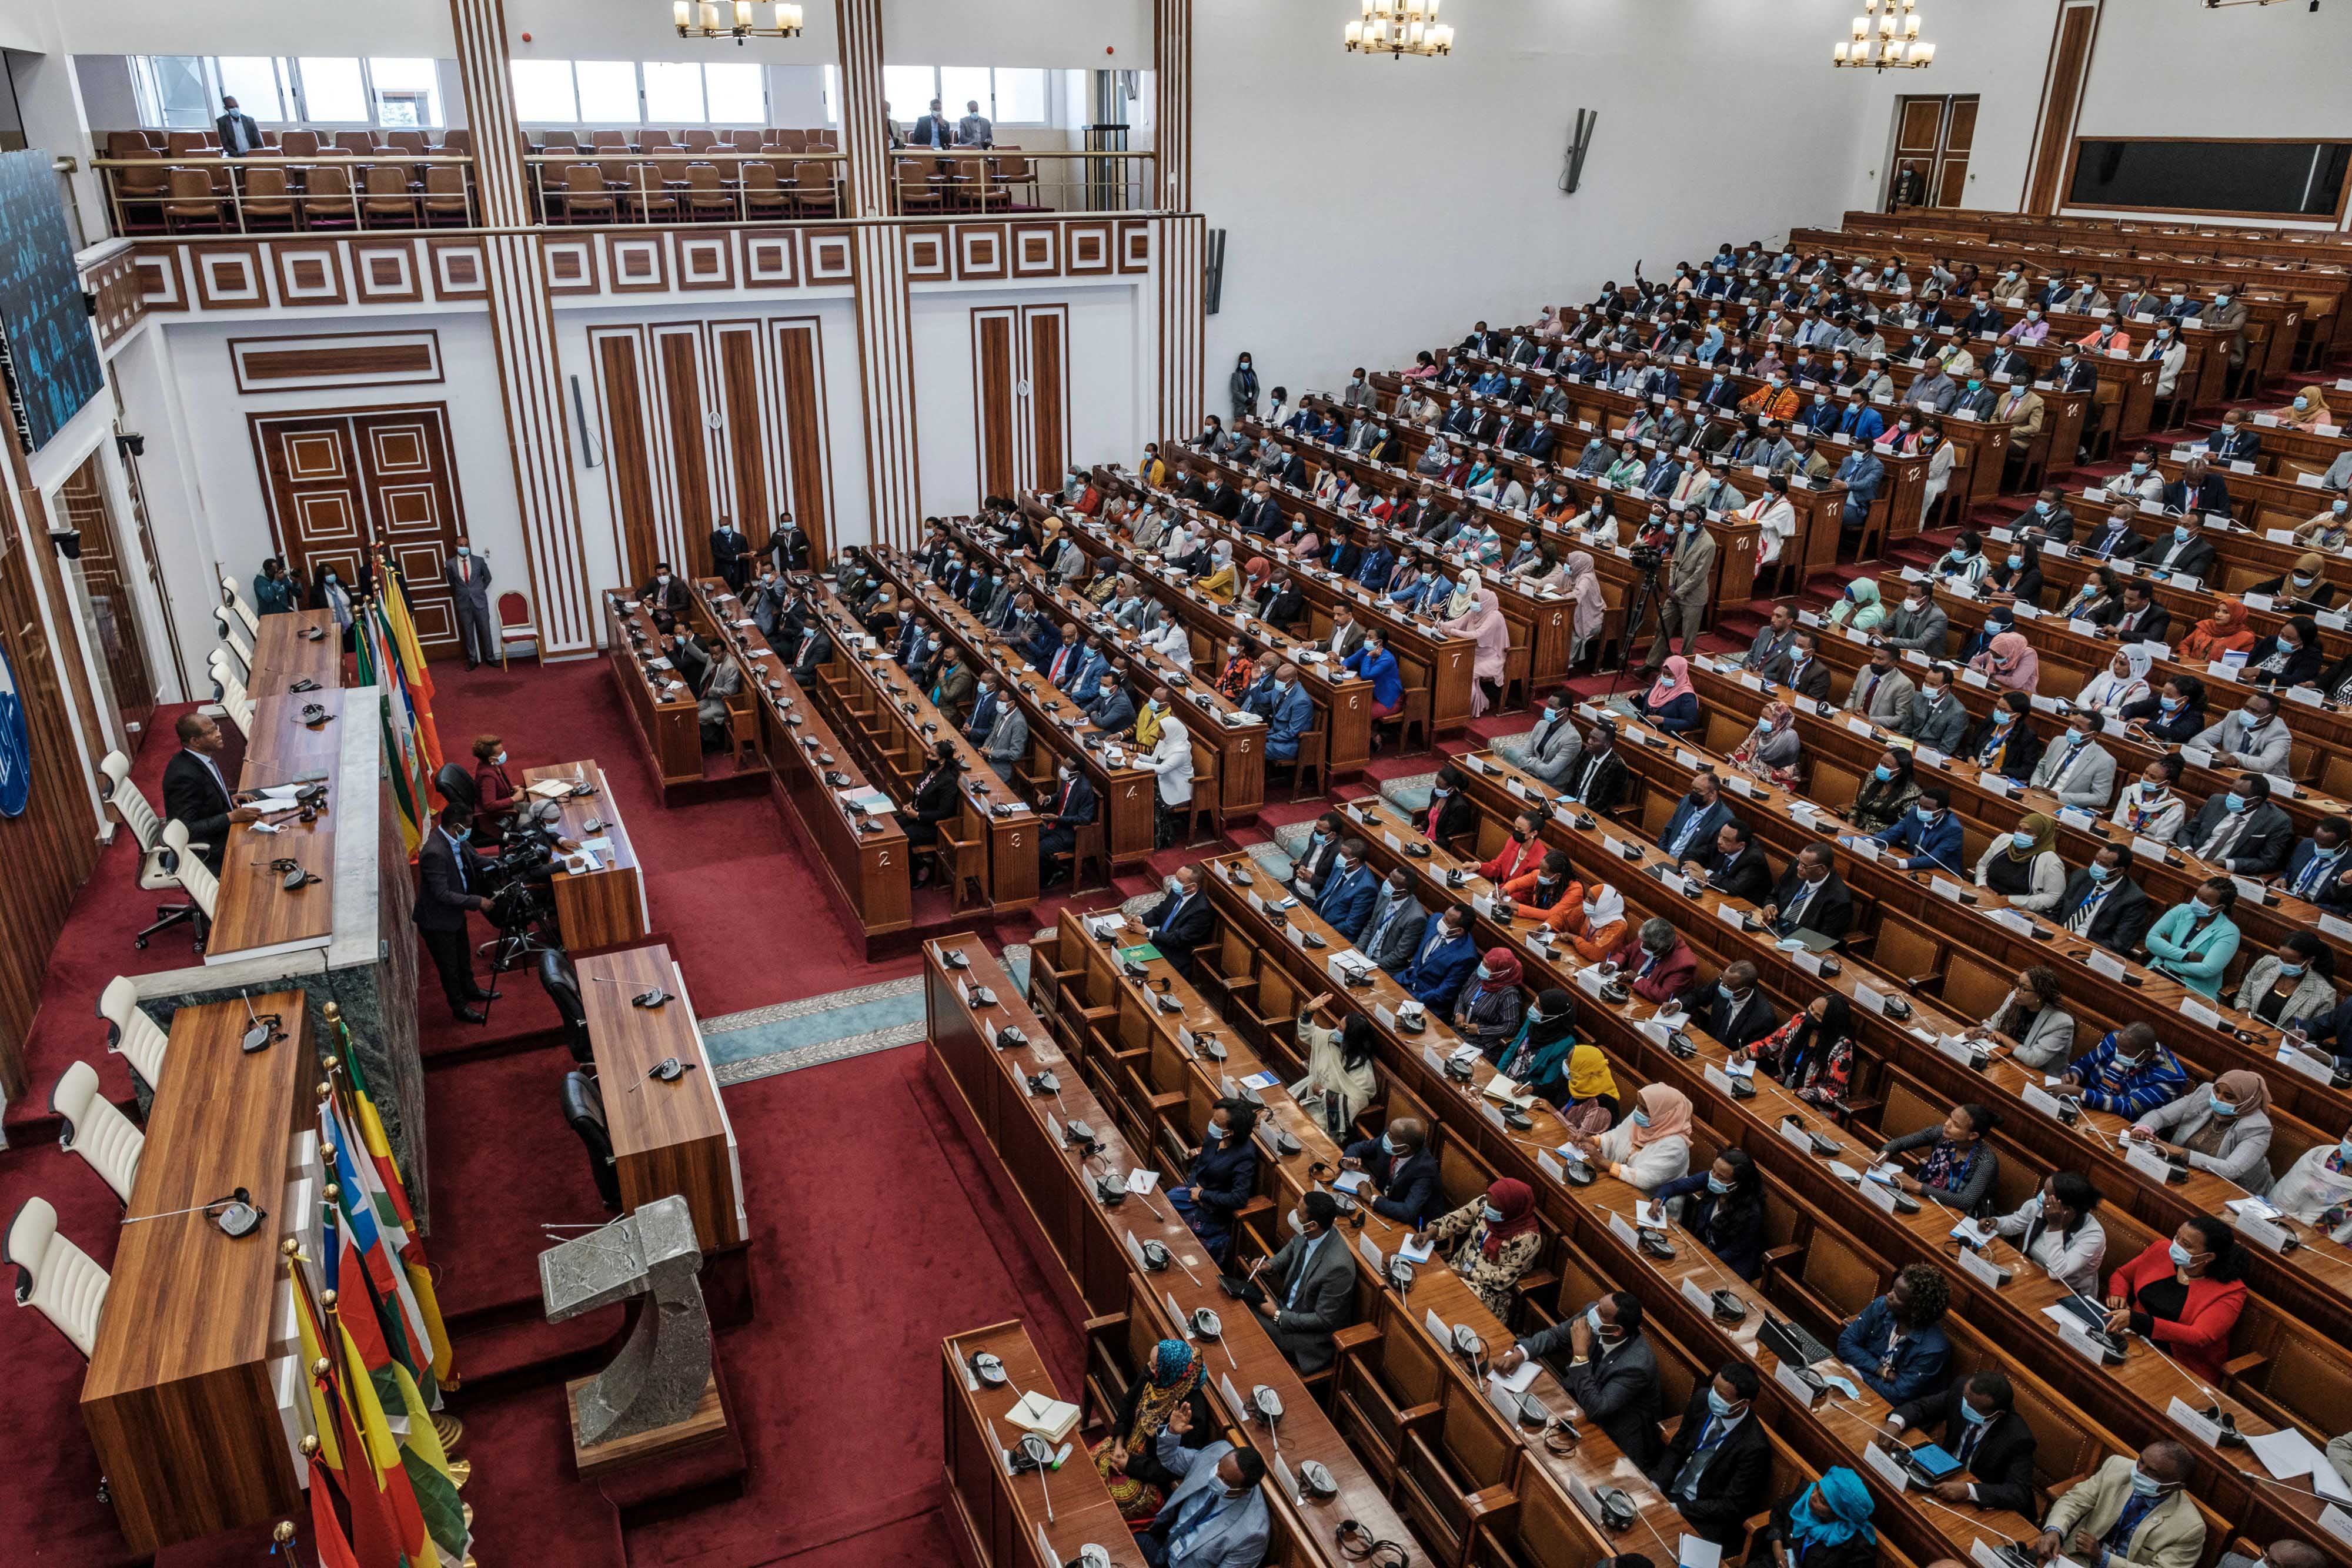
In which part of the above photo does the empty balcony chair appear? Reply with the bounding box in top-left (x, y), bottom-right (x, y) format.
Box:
top-left (790, 159), bottom-right (837, 218)
top-left (623, 162), bottom-right (679, 222)
top-left (333, 131), bottom-right (381, 156)
top-left (111, 159), bottom-right (170, 235)
top-left (97, 753), bottom-right (206, 952)
top-left (100, 975), bottom-right (172, 1092)
top-left (680, 128), bottom-right (718, 153)
top-left (163, 169), bottom-right (224, 234)
top-left (300, 163), bottom-right (359, 230)
top-left (4, 1198), bottom-right (112, 1359)
top-left (158, 821), bottom-right (221, 938)
top-left (422, 165), bottom-right (471, 228)
top-left (560, 163), bottom-right (616, 225)
top-left (562, 1070), bottom-right (620, 1210)
top-left (105, 129), bottom-right (151, 159)
top-left (51, 1062), bottom-right (145, 1206)
top-left (587, 129), bottom-right (630, 153)
top-left (806, 129), bottom-right (837, 151)
top-left (539, 949), bottom-right (593, 1065)
top-left (893, 158), bottom-right (941, 214)
top-left (762, 128), bottom-right (804, 153)
top-left (728, 129), bottom-right (763, 154)
top-left (640, 128), bottom-right (681, 155)
top-left (539, 129), bottom-right (580, 153)
top-left (278, 128), bottom-right (323, 159)
top-left (440, 128), bottom-right (474, 158)
top-left (740, 161), bottom-right (787, 219)
top-left (991, 149), bottom-right (1036, 208)
top-left (362, 163), bottom-right (418, 228)
top-left (385, 129), bottom-right (429, 161)
top-left (683, 161), bottom-right (732, 222)
top-left (238, 165), bottom-right (297, 232)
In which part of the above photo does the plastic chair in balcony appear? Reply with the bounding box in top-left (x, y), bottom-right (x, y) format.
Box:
top-left (333, 131), bottom-right (380, 156)
top-left (740, 161), bottom-right (788, 219)
top-left (362, 163), bottom-right (417, 228)
top-left (681, 128), bottom-right (718, 152)
top-left (422, 165), bottom-right (471, 226)
top-left (729, 129), bottom-right (763, 154)
top-left (590, 129), bottom-right (633, 153)
top-left (791, 159), bottom-right (838, 217)
top-left (623, 162), bottom-right (679, 222)
top-left (240, 166), bottom-right (298, 231)
top-left (894, 158), bottom-right (941, 214)
top-left (640, 128), bottom-right (681, 155)
top-left (557, 163), bottom-right (615, 224)
top-left (684, 161), bottom-right (732, 222)
top-left (440, 128), bottom-right (474, 156)
top-left (163, 168), bottom-right (225, 233)
top-left (300, 163), bottom-right (359, 229)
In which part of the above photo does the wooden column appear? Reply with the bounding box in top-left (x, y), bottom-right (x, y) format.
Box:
top-left (446, 0), bottom-right (596, 654)
top-left (834, 0), bottom-right (920, 546)
top-left (2023, 0), bottom-right (2103, 215)
top-left (1154, 0), bottom-right (1191, 210)
top-left (834, 0), bottom-right (891, 219)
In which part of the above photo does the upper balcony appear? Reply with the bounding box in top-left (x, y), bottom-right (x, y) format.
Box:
top-left (92, 125), bottom-right (1158, 238)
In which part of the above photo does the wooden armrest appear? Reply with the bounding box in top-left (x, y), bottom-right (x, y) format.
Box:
top-left (2223, 1349), bottom-right (2269, 1379)
top-left (1463, 1484), bottom-right (1516, 1523)
top-left (1396, 1400), bottom-right (1443, 1432)
top-left (1760, 1243), bottom-right (1803, 1271)
top-left (1513, 1268), bottom-right (1559, 1300)
top-left (1906, 971), bottom-right (1942, 990)
top-left (1332, 1321), bottom-right (1382, 1355)
top-left (1083, 1312), bottom-right (1130, 1337)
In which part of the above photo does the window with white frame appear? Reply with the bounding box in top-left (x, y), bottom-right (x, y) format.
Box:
top-left (126, 56), bottom-right (447, 129)
top-left (880, 66), bottom-right (1053, 129)
top-left (501, 59), bottom-right (770, 126)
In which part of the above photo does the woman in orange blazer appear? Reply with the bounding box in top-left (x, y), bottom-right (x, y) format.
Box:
top-left (2103, 1213), bottom-right (2247, 1386)
top-left (1499, 852), bottom-right (1581, 924)
top-left (1542, 881), bottom-right (1629, 961)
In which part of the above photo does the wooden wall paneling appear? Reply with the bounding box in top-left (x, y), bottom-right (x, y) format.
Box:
top-left (805, 229), bottom-right (857, 284)
top-left (541, 238), bottom-right (600, 295)
top-left (710, 322), bottom-right (773, 548)
top-left (743, 229), bottom-right (799, 288)
top-left (352, 410), bottom-right (465, 654)
top-left (971, 307), bottom-right (1018, 503)
top-left (189, 243), bottom-right (269, 310)
top-left (351, 240), bottom-right (426, 305)
top-left (607, 234), bottom-right (671, 295)
top-left (132, 248), bottom-right (187, 312)
top-left (1010, 222), bottom-right (1060, 279)
top-left (770, 317), bottom-right (836, 569)
top-left (251, 415), bottom-right (366, 606)
top-left (82, 247), bottom-right (149, 348)
top-left (653, 325), bottom-right (716, 578)
top-left (1937, 98), bottom-right (1979, 207)
top-left (2026, 1), bottom-right (2102, 215)
top-left (0, 527), bottom-right (104, 1098)
top-left (591, 327), bottom-right (663, 589)
top-left (426, 239), bottom-right (489, 300)
top-left (1023, 305), bottom-right (1069, 494)
top-left (676, 232), bottom-right (734, 292)
top-left (1117, 220), bottom-right (1152, 275)
top-left (273, 243), bottom-right (349, 308)
top-left (55, 450), bottom-right (158, 738)
top-left (229, 331), bottom-right (444, 394)
top-left (954, 224), bottom-right (1007, 282)
top-left (1064, 223), bottom-right (1112, 276)
top-left (905, 226), bottom-right (951, 280)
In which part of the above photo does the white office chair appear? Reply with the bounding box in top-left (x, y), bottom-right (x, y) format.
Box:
top-left (212, 606), bottom-right (254, 681)
top-left (5, 1197), bottom-right (111, 1359)
top-left (159, 821), bottom-right (219, 936)
top-left (97, 751), bottom-right (206, 951)
top-left (99, 975), bottom-right (170, 1090)
top-left (51, 1062), bottom-right (144, 1205)
top-left (206, 648), bottom-right (255, 738)
top-left (219, 569), bottom-right (260, 638)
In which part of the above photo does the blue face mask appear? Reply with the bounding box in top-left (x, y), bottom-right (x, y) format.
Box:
top-left (1631, 1110), bottom-right (1653, 1128)
top-left (1379, 1132), bottom-right (1401, 1156)
top-left (2088, 862), bottom-right (2113, 882)
top-left (2010, 831), bottom-right (2034, 851)
top-left (2174, 526), bottom-right (2192, 543)
top-left (1916, 805), bottom-right (1940, 823)
top-left (2132, 462), bottom-right (2151, 476)
top-left (2067, 729), bottom-right (2091, 747)
top-left (2160, 696), bottom-right (2183, 713)
top-left (2130, 1466), bottom-right (2167, 1499)
top-left (1475, 962), bottom-right (1491, 979)
top-left (2338, 1137), bottom-right (2352, 1162)
top-left (1706, 1389), bottom-right (1741, 1418)
top-left (2225, 793), bottom-right (2248, 814)
top-left (1718, 982), bottom-right (1736, 1002)
top-left (1706, 1174), bottom-right (1731, 1195)
top-left (1585, 1303), bottom-right (1612, 1336)
top-left (2007, 555), bottom-right (2024, 570)
top-left (1482, 1203), bottom-right (1506, 1223)
top-left (1959, 1399), bottom-right (1989, 1426)
top-left (1873, 765), bottom-right (1893, 781)
top-left (2281, 961), bottom-right (2307, 978)
top-left (2210, 1094), bottom-right (2241, 1118)
top-left (1202, 1125), bottom-right (1224, 1144)
top-left (2166, 1241), bottom-right (2195, 1269)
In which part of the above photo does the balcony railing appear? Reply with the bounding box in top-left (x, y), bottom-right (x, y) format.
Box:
top-left (96, 151), bottom-right (482, 235)
top-left (884, 149), bottom-right (1156, 216)
top-left (526, 150), bottom-right (850, 223)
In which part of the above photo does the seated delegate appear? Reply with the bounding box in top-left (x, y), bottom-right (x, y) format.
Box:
top-left (1835, 1262), bottom-right (1953, 1404)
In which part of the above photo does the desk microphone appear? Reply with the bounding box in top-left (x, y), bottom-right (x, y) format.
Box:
top-left (253, 857), bottom-right (320, 890)
top-left (239, 989), bottom-right (285, 1053)
top-left (586, 975), bottom-right (671, 1009)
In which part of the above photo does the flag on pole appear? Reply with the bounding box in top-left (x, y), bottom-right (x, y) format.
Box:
top-left (289, 1261), bottom-right (347, 1475)
top-left (331, 1014), bottom-right (456, 1386)
top-left (338, 1315), bottom-right (430, 1568)
top-left (353, 609), bottom-right (428, 855)
top-left (323, 1101), bottom-right (432, 1393)
top-left (310, 1452), bottom-right (367, 1568)
top-left (389, 1359), bottom-right (470, 1567)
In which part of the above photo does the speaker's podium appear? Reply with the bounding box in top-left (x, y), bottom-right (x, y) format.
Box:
top-left (538, 1195), bottom-right (744, 1513)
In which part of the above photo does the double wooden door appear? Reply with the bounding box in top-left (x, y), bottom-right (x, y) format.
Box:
top-left (973, 305), bottom-right (1068, 504)
top-left (250, 406), bottom-right (467, 654)
top-left (1889, 94), bottom-right (1979, 210)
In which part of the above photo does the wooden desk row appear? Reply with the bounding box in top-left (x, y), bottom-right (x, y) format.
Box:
top-left (689, 579), bottom-right (913, 943)
top-left (857, 547), bottom-right (1161, 870)
top-left (940, 518), bottom-right (1270, 827)
top-left (524, 759), bottom-right (652, 952)
top-left (799, 581), bottom-right (1039, 913)
top-left (211, 685), bottom-right (342, 965)
top-left (578, 942), bottom-right (746, 1254)
top-left (83, 992), bottom-right (321, 1552)
top-left (604, 593), bottom-right (707, 792)
top-left (1192, 860), bottom-right (2347, 1568)
top-left (922, 935), bottom-right (1430, 1568)
top-left (244, 607), bottom-right (342, 697)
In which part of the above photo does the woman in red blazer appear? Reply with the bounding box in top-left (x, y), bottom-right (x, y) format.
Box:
top-left (472, 733), bottom-right (520, 843)
top-left (2104, 1214), bottom-right (2247, 1386)
top-left (1604, 918), bottom-right (1700, 1005)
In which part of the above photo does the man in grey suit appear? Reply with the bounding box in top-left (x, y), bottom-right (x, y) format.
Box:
top-left (444, 539), bottom-right (496, 669)
top-left (979, 695), bottom-right (1029, 782)
top-left (1741, 604), bottom-right (1799, 672)
top-left (2030, 710), bottom-right (2118, 810)
top-left (1140, 1408), bottom-right (1270, 1568)
top-left (1500, 1290), bottom-right (1663, 1466)
top-left (1645, 517), bottom-right (1716, 671)
top-left (1513, 692), bottom-right (1584, 785)
top-left (1358, 870), bottom-right (1429, 975)
top-left (1878, 580), bottom-right (1949, 657)
top-left (1897, 665), bottom-right (1970, 753)
top-left (1843, 644), bottom-right (1916, 726)
top-left (1247, 1192), bottom-right (1357, 1373)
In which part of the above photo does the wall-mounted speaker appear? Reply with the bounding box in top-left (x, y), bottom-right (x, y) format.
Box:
top-left (569, 374), bottom-right (601, 469)
top-left (1559, 109), bottom-right (1598, 195)
top-left (1204, 227), bottom-right (1227, 316)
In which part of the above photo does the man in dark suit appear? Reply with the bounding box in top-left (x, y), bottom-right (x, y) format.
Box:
top-left (1235, 483), bottom-right (1282, 539)
top-left (2181, 775), bottom-right (2296, 877)
top-left (1649, 1362), bottom-right (1773, 1551)
top-left (2049, 845), bottom-right (2155, 955)
top-left (2280, 820), bottom-right (2352, 911)
top-left (1685, 819), bottom-right (1773, 905)
top-left (162, 712), bottom-right (263, 874)
top-left (1763, 844), bottom-right (1854, 942)
top-left (2160, 456), bottom-right (2231, 520)
top-left (1339, 1116), bottom-right (1439, 1226)
top-left (445, 539), bottom-right (496, 669)
top-left (709, 519), bottom-right (751, 593)
top-left (416, 804), bottom-right (499, 1023)
top-left (1763, 631), bottom-right (1833, 700)
top-left (2104, 581), bottom-right (2169, 644)
top-left (1882, 1369), bottom-right (2039, 1517)
top-left (769, 512), bottom-right (811, 572)
top-left (2144, 514), bottom-right (2217, 581)
top-left (637, 561), bottom-right (693, 614)
top-left (908, 98), bottom-right (955, 149)
top-left (786, 615), bottom-right (833, 683)
top-left (1358, 871), bottom-right (1429, 976)
top-left (1503, 1292), bottom-right (1662, 1467)
top-left (1561, 726), bottom-right (1629, 813)
top-left (1658, 773), bottom-right (1735, 861)
top-left (2078, 505), bottom-right (2152, 564)
top-left (1247, 1191), bottom-right (1357, 1373)
top-left (1679, 960), bottom-right (1779, 1051)
top-left (1037, 763), bottom-right (1098, 885)
top-left (215, 97), bottom-right (263, 156)
top-left (1199, 476), bottom-right (1244, 521)
top-left (1140, 864), bottom-right (1215, 978)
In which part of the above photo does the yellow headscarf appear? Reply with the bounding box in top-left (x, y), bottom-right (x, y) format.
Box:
top-left (1566, 1041), bottom-right (1618, 1102)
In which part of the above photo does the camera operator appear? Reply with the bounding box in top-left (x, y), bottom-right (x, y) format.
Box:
top-left (415, 803), bottom-right (505, 1024)
top-left (1641, 504), bottom-right (1715, 673)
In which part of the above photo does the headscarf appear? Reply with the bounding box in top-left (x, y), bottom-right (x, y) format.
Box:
top-left (1647, 656), bottom-right (1696, 708)
top-left (2213, 1068), bottom-right (2271, 1121)
top-left (2007, 811), bottom-right (2057, 861)
top-left (1976, 631), bottom-right (2039, 692)
top-left (1475, 947), bottom-right (1523, 997)
top-left (1565, 1042), bottom-right (1619, 1103)
top-left (1445, 569), bottom-right (1481, 620)
top-left (2086, 645), bottom-right (2153, 710)
top-left (2290, 386), bottom-right (2336, 427)
top-left (1583, 883), bottom-right (1626, 932)
top-left (1787, 1469), bottom-right (1877, 1550)
top-left (1479, 1178), bottom-right (1539, 1259)
top-left (1244, 555), bottom-right (1271, 591)
top-left (1124, 1339), bottom-right (1202, 1453)
top-left (2199, 597), bottom-right (2251, 640)
top-left (1830, 577), bottom-right (1884, 630)
top-left (1759, 700), bottom-right (1795, 735)
top-left (1503, 987), bottom-right (1579, 1083)
top-left (1565, 551), bottom-right (1606, 641)
top-left (2293, 550), bottom-right (2328, 584)
top-left (1628, 1084), bottom-right (1693, 1148)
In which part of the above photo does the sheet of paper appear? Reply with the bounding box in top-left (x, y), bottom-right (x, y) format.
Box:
top-left (2247, 1425), bottom-right (2327, 1482)
top-left (1331, 1169), bottom-right (1371, 1193)
top-left (1396, 1235), bottom-right (1435, 1264)
top-left (1494, 1358), bottom-right (1542, 1395)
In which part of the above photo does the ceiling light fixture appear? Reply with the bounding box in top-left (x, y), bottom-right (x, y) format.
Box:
top-left (1345, 1), bottom-right (1455, 59)
top-left (1835, 0), bottom-right (1935, 69)
top-left (673, 1), bottom-right (803, 45)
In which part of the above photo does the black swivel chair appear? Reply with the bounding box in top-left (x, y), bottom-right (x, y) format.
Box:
top-left (539, 949), bottom-right (593, 1065)
top-left (435, 761), bottom-right (492, 846)
top-left (561, 1069), bottom-right (619, 1210)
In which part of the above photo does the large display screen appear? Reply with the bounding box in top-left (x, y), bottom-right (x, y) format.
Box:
top-left (2069, 139), bottom-right (2352, 219)
top-left (0, 149), bottom-right (105, 455)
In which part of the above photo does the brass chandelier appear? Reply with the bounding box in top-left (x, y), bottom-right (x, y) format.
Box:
top-left (1835, 0), bottom-right (1935, 69)
top-left (1345, 1), bottom-right (1455, 59)
top-left (673, 1), bottom-right (804, 44)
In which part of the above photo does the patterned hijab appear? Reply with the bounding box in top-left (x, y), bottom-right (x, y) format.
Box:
top-left (1124, 1339), bottom-right (1202, 1453)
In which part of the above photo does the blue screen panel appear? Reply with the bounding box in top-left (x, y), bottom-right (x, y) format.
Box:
top-left (0, 149), bottom-right (106, 455)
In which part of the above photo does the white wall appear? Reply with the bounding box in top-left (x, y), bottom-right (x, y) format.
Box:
top-left (908, 282), bottom-right (1142, 516)
top-left (1190, 0), bottom-right (1869, 406)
